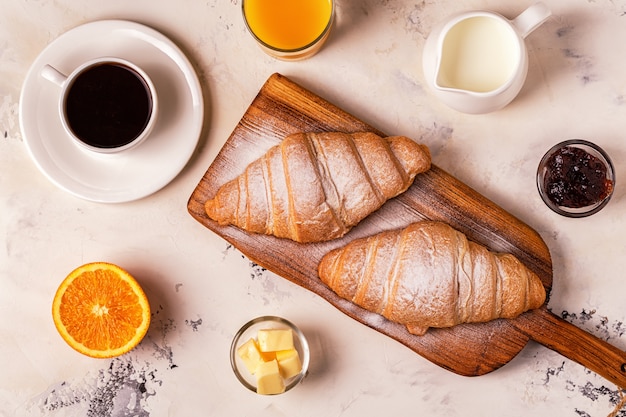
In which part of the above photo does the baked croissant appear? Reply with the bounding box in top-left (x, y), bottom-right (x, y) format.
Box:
top-left (205, 132), bottom-right (431, 243)
top-left (318, 221), bottom-right (546, 335)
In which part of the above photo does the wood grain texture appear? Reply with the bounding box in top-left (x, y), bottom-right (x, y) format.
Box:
top-left (514, 307), bottom-right (626, 388)
top-left (188, 73), bottom-right (626, 384)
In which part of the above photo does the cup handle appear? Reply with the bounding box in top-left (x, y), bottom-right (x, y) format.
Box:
top-left (40, 64), bottom-right (68, 87)
top-left (511, 2), bottom-right (552, 39)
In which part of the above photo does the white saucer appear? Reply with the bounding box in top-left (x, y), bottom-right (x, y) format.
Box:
top-left (19, 20), bottom-right (204, 203)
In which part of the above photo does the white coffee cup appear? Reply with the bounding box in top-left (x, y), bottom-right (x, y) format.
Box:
top-left (40, 57), bottom-right (158, 153)
top-left (422, 3), bottom-right (551, 114)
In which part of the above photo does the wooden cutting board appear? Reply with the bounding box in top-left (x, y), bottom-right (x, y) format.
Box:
top-left (188, 74), bottom-right (626, 386)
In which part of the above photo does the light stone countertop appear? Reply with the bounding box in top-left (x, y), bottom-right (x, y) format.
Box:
top-left (1, 0), bottom-right (626, 416)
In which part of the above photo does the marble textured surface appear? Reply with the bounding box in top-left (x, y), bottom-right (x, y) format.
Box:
top-left (1, 0), bottom-right (626, 416)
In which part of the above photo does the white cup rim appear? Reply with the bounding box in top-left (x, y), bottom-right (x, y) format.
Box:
top-left (43, 57), bottom-right (158, 154)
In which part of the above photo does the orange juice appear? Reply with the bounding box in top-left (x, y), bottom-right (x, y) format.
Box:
top-left (243, 0), bottom-right (333, 51)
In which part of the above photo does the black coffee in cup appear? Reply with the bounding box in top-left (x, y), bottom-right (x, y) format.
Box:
top-left (64, 63), bottom-right (153, 149)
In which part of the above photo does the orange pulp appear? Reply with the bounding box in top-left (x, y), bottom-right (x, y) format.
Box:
top-left (52, 262), bottom-right (150, 358)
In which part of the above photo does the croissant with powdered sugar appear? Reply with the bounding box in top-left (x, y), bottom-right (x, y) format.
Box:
top-left (318, 221), bottom-right (546, 335)
top-left (205, 132), bottom-right (431, 243)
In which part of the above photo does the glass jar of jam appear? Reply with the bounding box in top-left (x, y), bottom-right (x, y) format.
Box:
top-left (537, 139), bottom-right (615, 217)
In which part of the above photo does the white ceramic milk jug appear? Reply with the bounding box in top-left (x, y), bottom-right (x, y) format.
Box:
top-left (422, 2), bottom-right (551, 114)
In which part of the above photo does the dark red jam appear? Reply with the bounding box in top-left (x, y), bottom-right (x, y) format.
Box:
top-left (543, 146), bottom-right (613, 208)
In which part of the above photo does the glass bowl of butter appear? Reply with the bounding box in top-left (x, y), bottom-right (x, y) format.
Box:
top-left (230, 316), bottom-right (310, 395)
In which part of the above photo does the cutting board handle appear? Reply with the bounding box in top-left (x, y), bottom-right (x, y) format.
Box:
top-left (514, 307), bottom-right (626, 389)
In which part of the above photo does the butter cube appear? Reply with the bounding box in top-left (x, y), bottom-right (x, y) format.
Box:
top-left (257, 329), bottom-right (294, 352)
top-left (236, 338), bottom-right (265, 374)
top-left (276, 349), bottom-right (302, 379)
top-left (256, 359), bottom-right (285, 395)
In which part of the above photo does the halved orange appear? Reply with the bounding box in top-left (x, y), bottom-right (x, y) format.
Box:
top-left (52, 262), bottom-right (151, 358)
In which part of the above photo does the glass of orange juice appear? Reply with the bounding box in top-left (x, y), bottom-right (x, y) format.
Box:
top-left (242, 0), bottom-right (335, 60)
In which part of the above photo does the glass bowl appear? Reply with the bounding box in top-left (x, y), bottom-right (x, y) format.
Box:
top-left (537, 139), bottom-right (615, 218)
top-left (230, 316), bottom-right (310, 395)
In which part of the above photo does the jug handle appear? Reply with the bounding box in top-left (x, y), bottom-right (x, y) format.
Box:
top-left (511, 2), bottom-right (552, 39)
